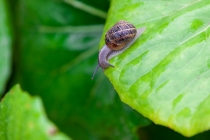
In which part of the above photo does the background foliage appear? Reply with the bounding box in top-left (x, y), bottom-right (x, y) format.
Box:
top-left (1, 0), bottom-right (210, 140)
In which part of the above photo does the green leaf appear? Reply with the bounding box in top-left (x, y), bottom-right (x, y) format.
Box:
top-left (103, 0), bottom-right (210, 137)
top-left (13, 0), bottom-right (151, 140)
top-left (0, 84), bottom-right (71, 140)
top-left (0, 0), bottom-right (12, 95)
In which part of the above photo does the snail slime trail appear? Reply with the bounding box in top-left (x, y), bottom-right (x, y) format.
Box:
top-left (92, 20), bottom-right (146, 79)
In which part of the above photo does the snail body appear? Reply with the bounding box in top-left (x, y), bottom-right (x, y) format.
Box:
top-left (92, 20), bottom-right (146, 79)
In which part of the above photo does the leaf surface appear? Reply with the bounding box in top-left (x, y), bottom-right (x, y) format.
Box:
top-left (0, 85), bottom-right (71, 140)
top-left (103, 0), bottom-right (210, 137)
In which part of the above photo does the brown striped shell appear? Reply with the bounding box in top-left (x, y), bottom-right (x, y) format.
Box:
top-left (105, 20), bottom-right (137, 50)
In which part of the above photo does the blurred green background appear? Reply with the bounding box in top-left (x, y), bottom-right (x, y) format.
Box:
top-left (1, 0), bottom-right (210, 139)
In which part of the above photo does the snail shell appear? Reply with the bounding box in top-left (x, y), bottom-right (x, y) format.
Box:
top-left (105, 20), bottom-right (137, 50)
top-left (92, 20), bottom-right (146, 79)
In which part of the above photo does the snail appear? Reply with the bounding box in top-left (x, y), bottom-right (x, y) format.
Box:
top-left (92, 20), bottom-right (146, 79)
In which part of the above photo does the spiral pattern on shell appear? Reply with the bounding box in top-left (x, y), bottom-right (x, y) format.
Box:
top-left (105, 20), bottom-right (137, 50)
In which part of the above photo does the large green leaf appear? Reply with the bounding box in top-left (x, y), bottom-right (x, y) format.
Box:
top-left (103, 0), bottom-right (210, 137)
top-left (0, 0), bottom-right (12, 95)
top-left (0, 84), bottom-right (71, 140)
top-left (14, 0), bottom-right (151, 139)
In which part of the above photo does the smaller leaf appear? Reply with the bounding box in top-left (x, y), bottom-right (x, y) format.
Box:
top-left (0, 84), bottom-right (71, 140)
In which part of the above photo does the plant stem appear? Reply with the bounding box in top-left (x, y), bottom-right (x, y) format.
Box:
top-left (64, 0), bottom-right (107, 19)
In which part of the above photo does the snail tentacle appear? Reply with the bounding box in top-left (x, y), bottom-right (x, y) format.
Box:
top-left (91, 65), bottom-right (100, 79)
